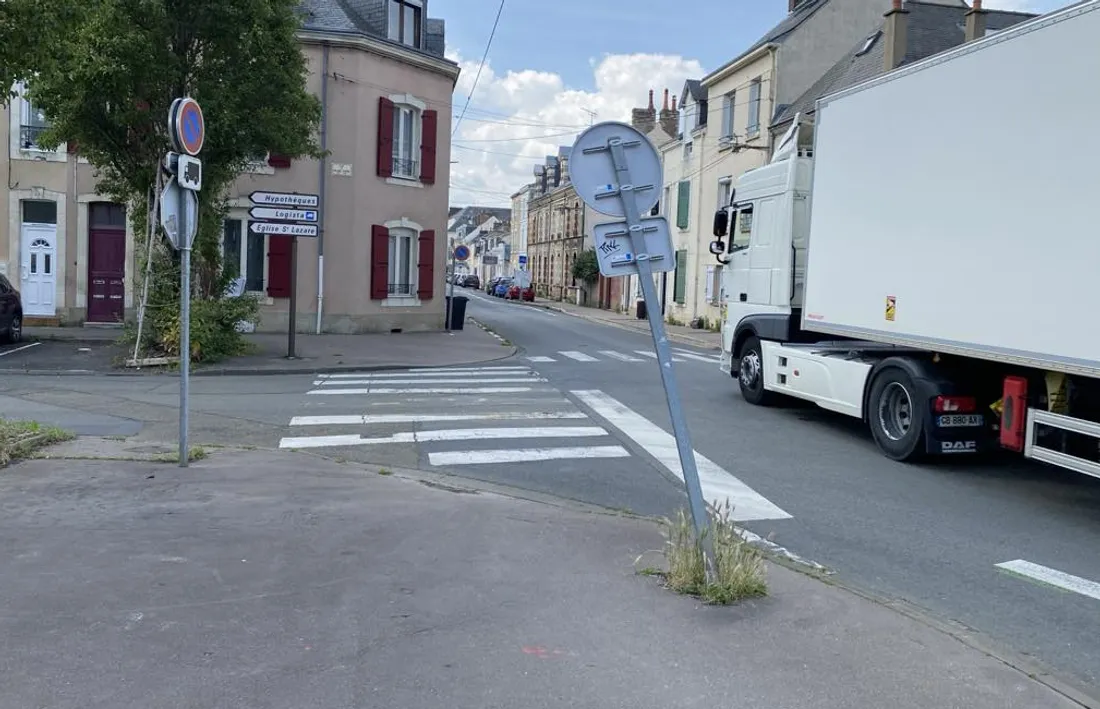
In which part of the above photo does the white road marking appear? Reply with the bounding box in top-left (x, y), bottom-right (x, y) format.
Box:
top-left (526, 356), bottom-right (556, 363)
top-left (634, 350), bottom-right (686, 363)
top-left (289, 411), bottom-right (589, 426)
top-left (0, 342), bottom-right (41, 358)
top-left (307, 386), bottom-right (536, 396)
top-left (318, 366), bottom-right (530, 378)
top-left (672, 349), bottom-right (720, 363)
top-left (995, 559), bottom-right (1100, 602)
top-left (598, 350), bottom-right (644, 362)
top-left (280, 426), bottom-right (609, 449)
top-left (560, 351), bottom-right (598, 362)
top-left (429, 445), bottom-right (630, 466)
top-left (313, 377), bottom-right (545, 386)
top-left (571, 389), bottom-right (791, 522)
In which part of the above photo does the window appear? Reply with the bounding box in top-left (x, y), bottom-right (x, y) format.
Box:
top-left (747, 79), bottom-right (762, 136)
top-left (732, 204), bottom-right (754, 250)
top-left (721, 91), bottom-right (735, 139)
top-left (676, 180), bottom-right (690, 230)
top-left (22, 200), bottom-right (57, 225)
top-left (388, 227), bottom-right (416, 296)
top-left (718, 177), bottom-right (733, 209)
top-left (388, 0), bottom-right (422, 48)
top-left (20, 95), bottom-right (50, 150)
top-left (392, 104), bottom-right (419, 178)
top-left (222, 218), bottom-right (266, 292)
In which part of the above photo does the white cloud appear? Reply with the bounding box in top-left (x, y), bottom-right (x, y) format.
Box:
top-left (447, 51), bottom-right (705, 207)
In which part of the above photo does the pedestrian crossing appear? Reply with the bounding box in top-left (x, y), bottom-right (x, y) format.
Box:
top-left (525, 348), bottom-right (719, 365)
top-left (276, 364), bottom-right (791, 523)
top-left (279, 365), bottom-right (632, 465)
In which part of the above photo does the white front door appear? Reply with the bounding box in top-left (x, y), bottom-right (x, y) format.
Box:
top-left (20, 224), bottom-right (57, 316)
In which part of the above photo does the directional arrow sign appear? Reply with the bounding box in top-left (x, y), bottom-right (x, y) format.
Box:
top-left (250, 221), bottom-right (319, 237)
top-left (248, 206), bottom-right (318, 222)
top-left (249, 191), bottom-right (319, 208)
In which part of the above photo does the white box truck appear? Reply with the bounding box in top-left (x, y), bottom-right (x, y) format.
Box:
top-left (710, 1), bottom-right (1100, 477)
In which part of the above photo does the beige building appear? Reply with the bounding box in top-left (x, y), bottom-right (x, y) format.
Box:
top-left (2, 0), bottom-right (459, 334)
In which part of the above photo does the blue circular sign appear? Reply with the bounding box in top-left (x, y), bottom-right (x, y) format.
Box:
top-left (173, 97), bottom-right (205, 156)
top-left (453, 245), bottom-right (470, 261)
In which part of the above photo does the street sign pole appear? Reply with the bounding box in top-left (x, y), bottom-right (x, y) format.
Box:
top-left (445, 246), bottom-right (456, 331)
top-left (178, 189), bottom-right (191, 467)
top-left (570, 122), bottom-right (712, 573)
top-left (288, 235), bottom-right (298, 358)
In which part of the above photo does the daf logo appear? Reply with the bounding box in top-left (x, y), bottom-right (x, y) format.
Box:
top-left (941, 440), bottom-right (977, 453)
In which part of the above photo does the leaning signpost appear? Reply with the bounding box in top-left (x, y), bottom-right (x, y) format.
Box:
top-left (247, 190), bottom-right (320, 358)
top-left (447, 243), bottom-right (470, 331)
top-left (569, 121), bottom-right (713, 568)
top-left (161, 97), bottom-right (205, 467)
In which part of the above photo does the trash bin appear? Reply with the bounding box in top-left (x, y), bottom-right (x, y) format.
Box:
top-left (446, 295), bottom-right (468, 330)
top-left (635, 299), bottom-right (647, 320)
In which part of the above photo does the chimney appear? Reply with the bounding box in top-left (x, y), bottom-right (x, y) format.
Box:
top-left (965, 0), bottom-right (987, 42)
top-left (883, 0), bottom-right (909, 72)
top-left (632, 88), bottom-right (658, 134)
top-left (658, 90), bottom-right (680, 138)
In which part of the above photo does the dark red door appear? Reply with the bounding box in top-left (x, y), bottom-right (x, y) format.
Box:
top-left (88, 202), bottom-right (126, 323)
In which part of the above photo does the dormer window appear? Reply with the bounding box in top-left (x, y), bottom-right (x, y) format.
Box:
top-left (388, 0), bottom-right (422, 48)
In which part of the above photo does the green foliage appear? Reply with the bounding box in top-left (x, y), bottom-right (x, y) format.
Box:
top-left (572, 248), bottom-right (600, 283)
top-left (1, 0), bottom-right (322, 360)
top-left (660, 502), bottom-right (767, 605)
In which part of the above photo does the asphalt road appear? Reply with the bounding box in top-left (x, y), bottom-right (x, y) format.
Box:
top-left (2, 291), bottom-right (1098, 697)
top-left (458, 287), bottom-right (1100, 697)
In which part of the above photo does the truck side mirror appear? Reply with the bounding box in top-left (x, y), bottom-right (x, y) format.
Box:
top-left (709, 240), bottom-right (726, 255)
top-left (713, 209), bottom-right (729, 237)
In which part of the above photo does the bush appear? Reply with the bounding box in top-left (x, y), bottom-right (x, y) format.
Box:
top-left (572, 249), bottom-right (600, 283)
top-left (125, 293), bottom-right (260, 363)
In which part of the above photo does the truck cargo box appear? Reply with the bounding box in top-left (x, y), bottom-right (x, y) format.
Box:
top-left (801, 2), bottom-right (1100, 378)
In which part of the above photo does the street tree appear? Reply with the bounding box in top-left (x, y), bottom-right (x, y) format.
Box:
top-left (0, 0), bottom-right (323, 359)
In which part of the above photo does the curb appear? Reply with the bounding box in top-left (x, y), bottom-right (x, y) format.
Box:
top-left (0, 346), bottom-right (520, 378)
top-left (524, 301), bottom-right (722, 351)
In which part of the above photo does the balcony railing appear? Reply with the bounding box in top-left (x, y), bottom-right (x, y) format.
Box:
top-left (392, 156), bottom-right (419, 179)
top-left (20, 124), bottom-right (48, 150)
top-left (388, 282), bottom-right (414, 296)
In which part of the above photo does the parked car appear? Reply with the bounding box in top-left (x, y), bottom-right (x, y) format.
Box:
top-left (0, 274), bottom-right (23, 344)
top-left (462, 274), bottom-right (480, 289)
top-left (493, 279), bottom-right (512, 297)
top-left (506, 284), bottom-right (535, 302)
top-left (485, 276), bottom-right (504, 294)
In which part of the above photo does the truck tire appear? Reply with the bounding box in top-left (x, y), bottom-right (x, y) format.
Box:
top-left (737, 335), bottom-right (777, 406)
top-left (867, 368), bottom-right (925, 461)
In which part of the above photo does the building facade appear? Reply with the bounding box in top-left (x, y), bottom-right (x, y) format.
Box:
top-left (3, 0), bottom-right (459, 334)
top-left (509, 185), bottom-right (532, 275)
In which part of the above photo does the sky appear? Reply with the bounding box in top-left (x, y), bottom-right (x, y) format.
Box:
top-left (435, 0), bottom-right (1068, 208)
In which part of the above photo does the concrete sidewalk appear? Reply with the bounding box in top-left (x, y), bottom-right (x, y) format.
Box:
top-left (12, 322), bottom-right (515, 375)
top-left (524, 298), bottom-right (722, 350)
top-left (0, 446), bottom-right (1089, 709)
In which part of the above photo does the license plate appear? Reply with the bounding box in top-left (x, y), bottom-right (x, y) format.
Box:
top-left (937, 414), bottom-right (984, 427)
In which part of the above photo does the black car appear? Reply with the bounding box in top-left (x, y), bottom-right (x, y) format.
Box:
top-left (462, 274), bottom-right (480, 289)
top-left (0, 274), bottom-right (23, 343)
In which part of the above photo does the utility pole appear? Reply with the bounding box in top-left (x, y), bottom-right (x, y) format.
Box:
top-left (580, 107), bottom-right (597, 126)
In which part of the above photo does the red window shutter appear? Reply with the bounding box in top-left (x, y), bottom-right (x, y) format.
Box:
top-left (268, 153), bottom-right (292, 168)
top-left (377, 97), bottom-right (394, 177)
top-left (417, 230), bottom-right (435, 299)
top-left (420, 109), bottom-right (437, 184)
top-left (267, 235), bottom-right (293, 298)
top-left (371, 225), bottom-right (390, 300)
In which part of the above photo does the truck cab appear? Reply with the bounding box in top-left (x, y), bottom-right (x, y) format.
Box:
top-left (712, 118), bottom-right (815, 379)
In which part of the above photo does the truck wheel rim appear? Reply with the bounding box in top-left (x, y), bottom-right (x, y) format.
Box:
top-left (878, 382), bottom-right (913, 441)
top-left (740, 351), bottom-right (761, 389)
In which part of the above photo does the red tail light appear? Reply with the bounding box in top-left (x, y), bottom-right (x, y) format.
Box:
top-left (933, 395), bottom-right (976, 413)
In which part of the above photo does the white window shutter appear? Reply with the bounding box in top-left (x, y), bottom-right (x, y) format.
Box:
top-left (704, 266), bottom-right (714, 303)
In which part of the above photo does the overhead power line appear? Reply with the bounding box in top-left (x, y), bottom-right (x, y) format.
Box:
top-left (452, 0), bottom-right (507, 137)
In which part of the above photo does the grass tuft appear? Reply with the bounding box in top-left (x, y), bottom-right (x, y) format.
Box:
top-left (655, 500), bottom-right (767, 604)
top-left (0, 418), bottom-right (75, 467)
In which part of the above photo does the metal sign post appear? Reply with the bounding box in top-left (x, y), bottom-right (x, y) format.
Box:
top-left (246, 193), bottom-right (320, 358)
top-left (448, 244), bottom-right (470, 330)
top-left (165, 96), bottom-right (205, 467)
top-left (569, 122), bottom-right (713, 565)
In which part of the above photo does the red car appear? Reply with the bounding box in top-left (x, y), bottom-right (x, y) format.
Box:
top-left (506, 284), bottom-right (535, 302)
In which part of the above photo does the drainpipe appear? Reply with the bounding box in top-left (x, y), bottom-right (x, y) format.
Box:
top-left (315, 43), bottom-right (330, 334)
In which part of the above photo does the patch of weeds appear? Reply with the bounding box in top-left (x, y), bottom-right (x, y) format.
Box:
top-left (637, 567), bottom-right (663, 577)
top-left (499, 339), bottom-right (512, 346)
top-left (378, 468), bottom-right (393, 476)
top-left (0, 419), bottom-right (75, 466)
top-left (652, 501), bottom-right (767, 604)
top-left (151, 446), bottom-right (207, 463)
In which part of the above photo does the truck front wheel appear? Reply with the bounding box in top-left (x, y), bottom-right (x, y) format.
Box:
top-left (867, 368), bottom-right (926, 461)
top-left (737, 335), bottom-right (777, 406)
